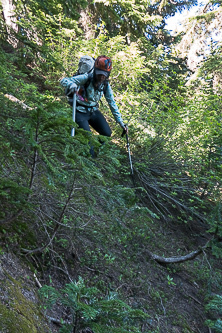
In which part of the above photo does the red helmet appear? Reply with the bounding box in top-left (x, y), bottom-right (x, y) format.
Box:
top-left (94, 55), bottom-right (112, 77)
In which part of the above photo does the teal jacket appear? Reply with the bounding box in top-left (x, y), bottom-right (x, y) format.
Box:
top-left (60, 73), bottom-right (124, 127)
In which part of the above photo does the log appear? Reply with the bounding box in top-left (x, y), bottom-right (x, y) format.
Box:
top-left (146, 238), bottom-right (211, 264)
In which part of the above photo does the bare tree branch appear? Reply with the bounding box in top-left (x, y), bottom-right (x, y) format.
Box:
top-left (22, 176), bottom-right (77, 255)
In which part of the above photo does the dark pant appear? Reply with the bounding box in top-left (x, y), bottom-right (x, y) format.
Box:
top-left (75, 109), bottom-right (112, 157)
top-left (76, 109), bottom-right (112, 137)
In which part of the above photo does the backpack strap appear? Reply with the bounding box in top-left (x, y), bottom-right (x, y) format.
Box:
top-left (66, 73), bottom-right (109, 105)
top-left (84, 72), bottom-right (94, 89)
top-left (82, 73), bottom-right (108, 99)
top-left (103, 80), bottom-right (108, 94)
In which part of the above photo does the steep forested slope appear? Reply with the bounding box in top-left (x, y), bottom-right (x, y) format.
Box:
top-left (0, 0), bottom-right (222, 332)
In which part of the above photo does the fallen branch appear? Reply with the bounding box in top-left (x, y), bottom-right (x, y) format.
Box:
top-left (146, 238), bottom-right (212, 264)
top-left (46, 316), bottom-right (71, 327)
top-left (4, 94), bottom-right (32, 110)
top-left (147, 248), bottom-right (202, 264)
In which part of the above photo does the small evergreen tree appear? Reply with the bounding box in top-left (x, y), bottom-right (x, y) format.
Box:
top-left (206, 295), bottom-right (222, 332)
top-left (39, 277), bottom-right (150, 333)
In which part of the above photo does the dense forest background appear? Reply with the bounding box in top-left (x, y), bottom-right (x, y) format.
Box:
top-left (0, 0), bottom-right (222, 332)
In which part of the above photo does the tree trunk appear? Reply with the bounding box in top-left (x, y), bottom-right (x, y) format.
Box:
top-left (1, 0), bottom-right (18, 47)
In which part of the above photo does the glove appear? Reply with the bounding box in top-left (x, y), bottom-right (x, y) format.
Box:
top-left (69, 82), bottom-right (78, 94)
top-left (121, 124), bottom-right (128, 137)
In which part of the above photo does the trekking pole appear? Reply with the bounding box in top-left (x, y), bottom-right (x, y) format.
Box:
top-left (122, 129), bottom-right (133, 176)
top-left (71, 93), bottom-right (76, 137)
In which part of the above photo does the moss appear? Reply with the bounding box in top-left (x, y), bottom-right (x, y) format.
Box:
top-left (0, 303), bottom-right (38, 333)
top-left (0, 274), bottom-right (50, 333)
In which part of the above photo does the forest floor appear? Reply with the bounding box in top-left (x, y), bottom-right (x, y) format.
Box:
top-left (0, 119), bottom-right (221, 332)
top-left (0, 198), bottom-right (221, 333)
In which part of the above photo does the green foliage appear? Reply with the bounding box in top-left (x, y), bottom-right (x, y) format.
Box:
top-left (90, 0), bottom-right (197, 45)
top-left (200, 45), bottom-right (222, 81)
top-left (208, 201), bottom-right (222, 258)
top-left (39, 277), bottom-right (149, 333)
top-left (206, 295), bottom-right (222, 332)
top-left (1, 1), bottom-right (222, 332)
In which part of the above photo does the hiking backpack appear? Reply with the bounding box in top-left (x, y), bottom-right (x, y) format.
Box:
top-left (65, 55), bottom-right (108, 103)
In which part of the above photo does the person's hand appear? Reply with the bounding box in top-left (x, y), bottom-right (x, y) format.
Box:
top-left (121, 124), bottom-right (128, 136)
top-left (69, 82), bottom-right (78, 94)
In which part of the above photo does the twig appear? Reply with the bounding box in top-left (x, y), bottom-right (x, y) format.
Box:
top-left (22, 176), bottom-right (77, 255)
top-left (187, 293), bottom-right (202, 305)
top-left (159, 295), bottom-right (166, 316)
top-left (46, 316), bottom-right (71, 326)
top-left (137, 170), bottom-right (207, 222)
top-left (34, 273), bottom-right (42, 288)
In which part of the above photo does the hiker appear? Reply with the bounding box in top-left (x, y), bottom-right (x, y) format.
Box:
top-left (60, 55), bottom-right (127, 155)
